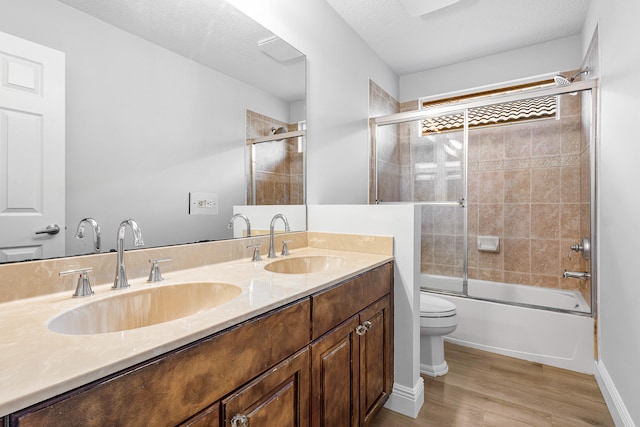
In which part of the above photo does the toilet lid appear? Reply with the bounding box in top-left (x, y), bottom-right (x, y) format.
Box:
top-left (420, 294), bottom-right (456, 317)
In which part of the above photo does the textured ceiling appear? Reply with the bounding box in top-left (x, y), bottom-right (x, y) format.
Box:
top-left (326, 0), bottom-right (591, 75)
top-left (57, 0), bottom-right (305, 102)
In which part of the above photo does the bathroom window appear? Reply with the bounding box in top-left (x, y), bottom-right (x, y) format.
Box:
top-left (421, 79), bottom-right (558, 135)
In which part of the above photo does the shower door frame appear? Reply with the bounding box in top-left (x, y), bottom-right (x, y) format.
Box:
top-left (371, 79), bottom-right (598, 317)
top-left (245, 129), bottom-right (307, 205)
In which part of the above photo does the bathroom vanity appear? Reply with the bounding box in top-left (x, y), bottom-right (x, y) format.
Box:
top-left (0, 233), bottom-right (394, 426)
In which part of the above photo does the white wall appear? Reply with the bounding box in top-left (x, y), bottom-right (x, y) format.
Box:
top-left (227, 0), bottom-right (399, 205)
top-left (308, 204), bottom-right (424, 417)
top-left (0, 0), bottom-right (290, 255)
top-left (400, 35), bottom-right (582, 102)
top-left (582, 2), bottom-right (640, 425)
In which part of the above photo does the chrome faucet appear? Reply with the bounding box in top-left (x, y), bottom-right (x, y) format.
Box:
top-left (112, 219), bottom-right (144, 289)
top-left (75, 217), bottom-right (101, 253)
top-left (228, 213), bottom-right (251, 237)
top-left (268, 214), bottom-right (290, 258)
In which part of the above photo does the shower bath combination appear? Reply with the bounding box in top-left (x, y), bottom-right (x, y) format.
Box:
top-left (371, 76), bottom-right (597, 316)
top-left (371, 77), bottom-right (598, 373)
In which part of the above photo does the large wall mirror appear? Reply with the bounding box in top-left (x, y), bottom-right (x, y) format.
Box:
top-left (0, 0), bottom-right (306, 263)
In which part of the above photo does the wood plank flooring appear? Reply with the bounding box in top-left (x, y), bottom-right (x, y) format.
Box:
top-left (371, 343), bottom-right (614, 426)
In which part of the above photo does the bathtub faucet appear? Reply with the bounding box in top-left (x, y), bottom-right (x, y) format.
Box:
top-left (562, 270), bottom-right (591, 280)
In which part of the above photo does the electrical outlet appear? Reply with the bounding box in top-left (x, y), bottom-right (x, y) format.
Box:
top-left (189, 192), bottom-right (218, 215)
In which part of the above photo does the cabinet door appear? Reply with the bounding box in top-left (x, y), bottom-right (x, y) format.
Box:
top-left (358, 296), bottom-right (393, 426)
top-left (221, 348), bottom-right (310, 427)
top-left (310, 316), bottom-right (360, 427)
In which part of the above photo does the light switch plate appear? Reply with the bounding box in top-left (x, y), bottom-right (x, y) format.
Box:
top-left (189, 192), bottom-right (218, 215)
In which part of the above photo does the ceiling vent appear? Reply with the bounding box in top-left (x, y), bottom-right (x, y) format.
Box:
top-left (258, 36), bottom-right (303, 63)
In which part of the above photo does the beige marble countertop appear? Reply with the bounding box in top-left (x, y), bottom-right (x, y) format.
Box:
top-left (0, 247), bottom-right (392, 417)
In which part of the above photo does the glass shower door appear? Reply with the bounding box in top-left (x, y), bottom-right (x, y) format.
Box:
top-left (374, 110), bottom-right (468, 294)
top-left (372, 80), bottom-right (596, 314)
top-left (464, 90), bottom-right (594, 313)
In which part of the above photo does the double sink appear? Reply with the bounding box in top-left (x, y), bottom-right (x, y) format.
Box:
top-left (48, 256), bottom-right (345, 335)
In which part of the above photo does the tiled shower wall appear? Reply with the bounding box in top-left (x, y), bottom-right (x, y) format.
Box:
top-left (422, 93), bottom-right (590, 299)
top-left (369, 80), bottom-right (400, 203)
top-left (368, 80), bottom-right (420, 203)
top-left (369, 80), bottom-right (591, 301)
top-left (246, 110), bottom-right (304, 205)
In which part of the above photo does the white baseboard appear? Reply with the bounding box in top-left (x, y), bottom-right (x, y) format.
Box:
top-left (594, 360), bottom-right (636, 426)
top-left (383, 377), bottom-right (425, 418)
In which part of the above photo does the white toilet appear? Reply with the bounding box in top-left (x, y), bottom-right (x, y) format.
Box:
top-left (420, 292), bottom-right (458, 377)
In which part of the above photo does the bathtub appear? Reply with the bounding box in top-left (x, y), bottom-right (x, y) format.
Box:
top-left (422, 274), bottom-right (590, 312)
top-left (421, 274), bottom-right (595, 374)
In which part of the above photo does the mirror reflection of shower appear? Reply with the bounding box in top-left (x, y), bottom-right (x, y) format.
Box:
top-left (245, 110), bottom-right (306, 205)
top-left (271, 126), bottom-right (287, 141)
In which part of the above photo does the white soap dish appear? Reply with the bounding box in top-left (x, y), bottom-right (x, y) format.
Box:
top-left (478, 236), bottom-right (500, 253)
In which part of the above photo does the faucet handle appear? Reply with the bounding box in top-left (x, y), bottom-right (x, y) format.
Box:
top-left (281, 240), bottom-right (292, 256)
top-left (60, 267), bottom-right (94, 297)
top-left (247, 244), bottom-right (262, 262)
top-left (148, 257), bottom-right (171, 282)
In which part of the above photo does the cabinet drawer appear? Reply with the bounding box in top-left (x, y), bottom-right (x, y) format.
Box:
top-left (10, 298), bottom-right (311, 427)
top-left (311, 262), bottom-right (392, 340)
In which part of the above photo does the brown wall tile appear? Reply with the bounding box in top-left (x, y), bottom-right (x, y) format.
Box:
top-left (532, 167), bottom-right (561, 203)
top-left (504, 169), bottom-right (531, 203)
top-left (504, 204), bottom-right (531, 238)
top-left (531, 204), bottom-right (560, 239)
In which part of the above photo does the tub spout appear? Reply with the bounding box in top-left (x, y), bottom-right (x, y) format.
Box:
top-left (562, 270), bottom-right (591, 280)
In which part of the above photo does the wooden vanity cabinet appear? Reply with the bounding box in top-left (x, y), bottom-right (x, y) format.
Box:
top-left (8, 299), bottom-right (311, 427)
top-left (7, 261), bottom-right (393, 427)
top-left (310, 263), bottom-right (394, 427)
top-left (310, 297), bottom-right (392, 427)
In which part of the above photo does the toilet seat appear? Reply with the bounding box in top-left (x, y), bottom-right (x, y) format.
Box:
top-left (420, 294), bottom-right (456, 318)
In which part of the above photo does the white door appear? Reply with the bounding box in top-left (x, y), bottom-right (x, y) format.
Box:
top-left (0, 31), bottom-right (65, 262)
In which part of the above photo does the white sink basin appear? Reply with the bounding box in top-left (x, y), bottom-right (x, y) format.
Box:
top-left (48, 282), bottom-right (242, 335)
top-left (264, 256), bottom-right (346, 274)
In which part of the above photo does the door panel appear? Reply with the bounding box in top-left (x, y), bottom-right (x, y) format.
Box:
top-left (0, 31), bottom-right (65, 262)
